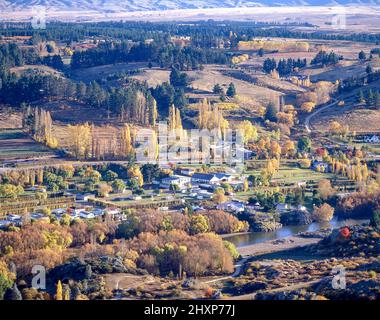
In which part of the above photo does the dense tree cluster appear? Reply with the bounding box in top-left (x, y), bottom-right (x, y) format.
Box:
top-left (115, 209), bottom-right (248, 239)
top-left (356, 89), bottom-right (380, 109)
top-left (336, 191), bottom-right (380, 219)
top-left (71, 41), bottom-right (229, 70)
top-left (127, 230), bottom-right (234, 276)
top-left (339, 70), bottom-right (380, 93)
top-left (151, 82), bottom-right (188, 115)
top-left (263, 57), bottom-right (307, 76)
top-left (311, 51), bottom-right (342, 66)
top-left (1, 71), bottom-right (159, 126)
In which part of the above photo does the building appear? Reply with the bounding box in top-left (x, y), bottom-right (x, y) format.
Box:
top-left (161, 175), bottom-right (191, 189)
top-left (276, 203), bottom-right (290, 213)
top-left (104, 207), bottom-right (120, 216)
top-left (217, 201), bottom-right (245, 213)
top-left (80, 211), bottom-right (96, 219)
top-left (30, 213), bottom-right (50, 221)
top-left (0, 220), bottom-right (10, 229)
top-left (276, 203), bottom-right (307, 213)
top-left (178, 168), bottom-right (195, 176)
top-left (364, 135), bottom-right (380, 144)
top-left (76, 193), bottom-right (96, 201)
top-left (52, 208), bottom-right (67, 215)
top-left (191, 173), bottom-right (232, 185)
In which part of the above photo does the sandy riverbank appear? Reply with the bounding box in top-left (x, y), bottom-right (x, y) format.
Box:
top-left (237, 235), bottom-right (320, 257)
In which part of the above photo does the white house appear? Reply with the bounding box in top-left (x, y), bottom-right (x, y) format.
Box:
top-left (52, 208), bottom-right (67, 215)
top-left (276, 203), bottom-right (307, 213)
top-left (7, 214), bottom-right (21, 222)
top-left (76, 193), bottom-right (96, 201)
top-left (0, 220), bottom-right (10, 229)
top-left (364, 135), bottom-right (380, 144)
top-left (191, 173), bottom-right (232, 185)
top-left (217, 201), bottom-right (245, 213)
top-left (31, 213), bottom-right (49, 221)
top-left (276, 203), bottom-right (290, 213)
top-left (178, 168), bottom-right (195, 176)
top-left (104, 207), bottom-right (120, 216)
top-left (161, 175), bottom-right (191, 189)
top-left (80, 211), bottom-right (95, 219)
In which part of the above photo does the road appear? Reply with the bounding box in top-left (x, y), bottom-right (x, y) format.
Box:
top-left (204, 257), bottom-right (249, 284)
top-left (304, 98), bottom-right (338, 133)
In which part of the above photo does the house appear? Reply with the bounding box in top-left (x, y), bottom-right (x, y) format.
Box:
top-left (276, 203), bottom-right (290, 213)
top-left (7, 214), bottom-right (21, 222)
top-left (104, 207), bottom-right (120, 216)
top-left (364, 135), bottom-right (380, 144)
top-left (296, 181), bottom-right (307, 188)
top-left (160, 175), bottom-right (191, 189)
top-left (178, 168), bottom-right (195, 176)
top-left (128, 195), bottom-right (142, 201)
top-left (76, 193), bottom-right (96, 201)
top-left (192, 205), bottom-right (206, 212)
top-left (52, 208), bottom-right (67, 215)
top-left (245, 205), bottom-right (258, 214)
top-left (217, 201), bottom-right (245, 213)
top-left (296, 205), bottom-right (308, 212)
top-left (80, 211), bottom-right (95, 219)
top-left (276, 203), bottom-right (307, 213)
top-left (70, 207), bottom-right (87, 216)
top-left (245, 201), bottom-right (261, 214)
top-left (31, 213), bottom-right (49, 221)
top-left (0, 220), bottom-right (10, 229)
top-left (215, 173), bottom-right (233, 182)
top-left (191, 173), bottom-right (232, 185)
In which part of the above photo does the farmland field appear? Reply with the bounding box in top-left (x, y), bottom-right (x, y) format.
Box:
top-left (0, 129), bottom-right (56, 161)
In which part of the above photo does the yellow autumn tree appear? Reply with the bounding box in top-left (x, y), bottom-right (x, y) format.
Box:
top-left (329, 121), bottom-right (342, 134)
top-left (120, 124), bottom-right (134, 156)
top-left (237, 120), bottom-right (258, 144)
top-left (282, 140), bottom-right (296, 157)
top-left (128, 165), bottom-right (144, 187)
top-left (67, 123), bottom-right (92, 159)
top-left (198, 99), bottom-right (229, 138)
top-left (301, 102), bottom-right (316, 113)
top-left (213, 188), bottom-right (227, 204)
top-left (312, 203), bottom-right (334, 222)
top-left (56, 280), bottom-right (63, 300)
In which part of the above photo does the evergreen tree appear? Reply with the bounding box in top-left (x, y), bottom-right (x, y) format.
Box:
top-left (265, 103), bottom-right (278, 122)
top-left (358, 50), bottom-right (366, 60)
top-left (226, 82), bottom-right (236, 97)
top-left (213, 83), bottom-right (223, 94)
top-left (366, 64), bottom-right (373, 74)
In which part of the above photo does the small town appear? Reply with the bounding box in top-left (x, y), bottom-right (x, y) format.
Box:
top-left (0, 0), bottom-right (379, 306)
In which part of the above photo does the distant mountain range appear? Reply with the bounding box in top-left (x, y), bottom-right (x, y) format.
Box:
top-left (1, 0), bottom-right (380, 12)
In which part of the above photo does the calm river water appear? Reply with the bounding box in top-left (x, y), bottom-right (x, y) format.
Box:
top-left (224, 217), bottom-right (369, 248)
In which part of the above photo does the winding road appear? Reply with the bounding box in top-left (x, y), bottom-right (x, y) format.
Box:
top-left (304, 98), bottom-right (339, 133)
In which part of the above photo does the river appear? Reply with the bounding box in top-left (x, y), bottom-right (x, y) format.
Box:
top-left (224, 217), bottom-right (369, 248)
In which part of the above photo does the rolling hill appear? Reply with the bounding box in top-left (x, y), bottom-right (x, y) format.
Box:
top-left (1, 0), bottom-right (380, 12)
